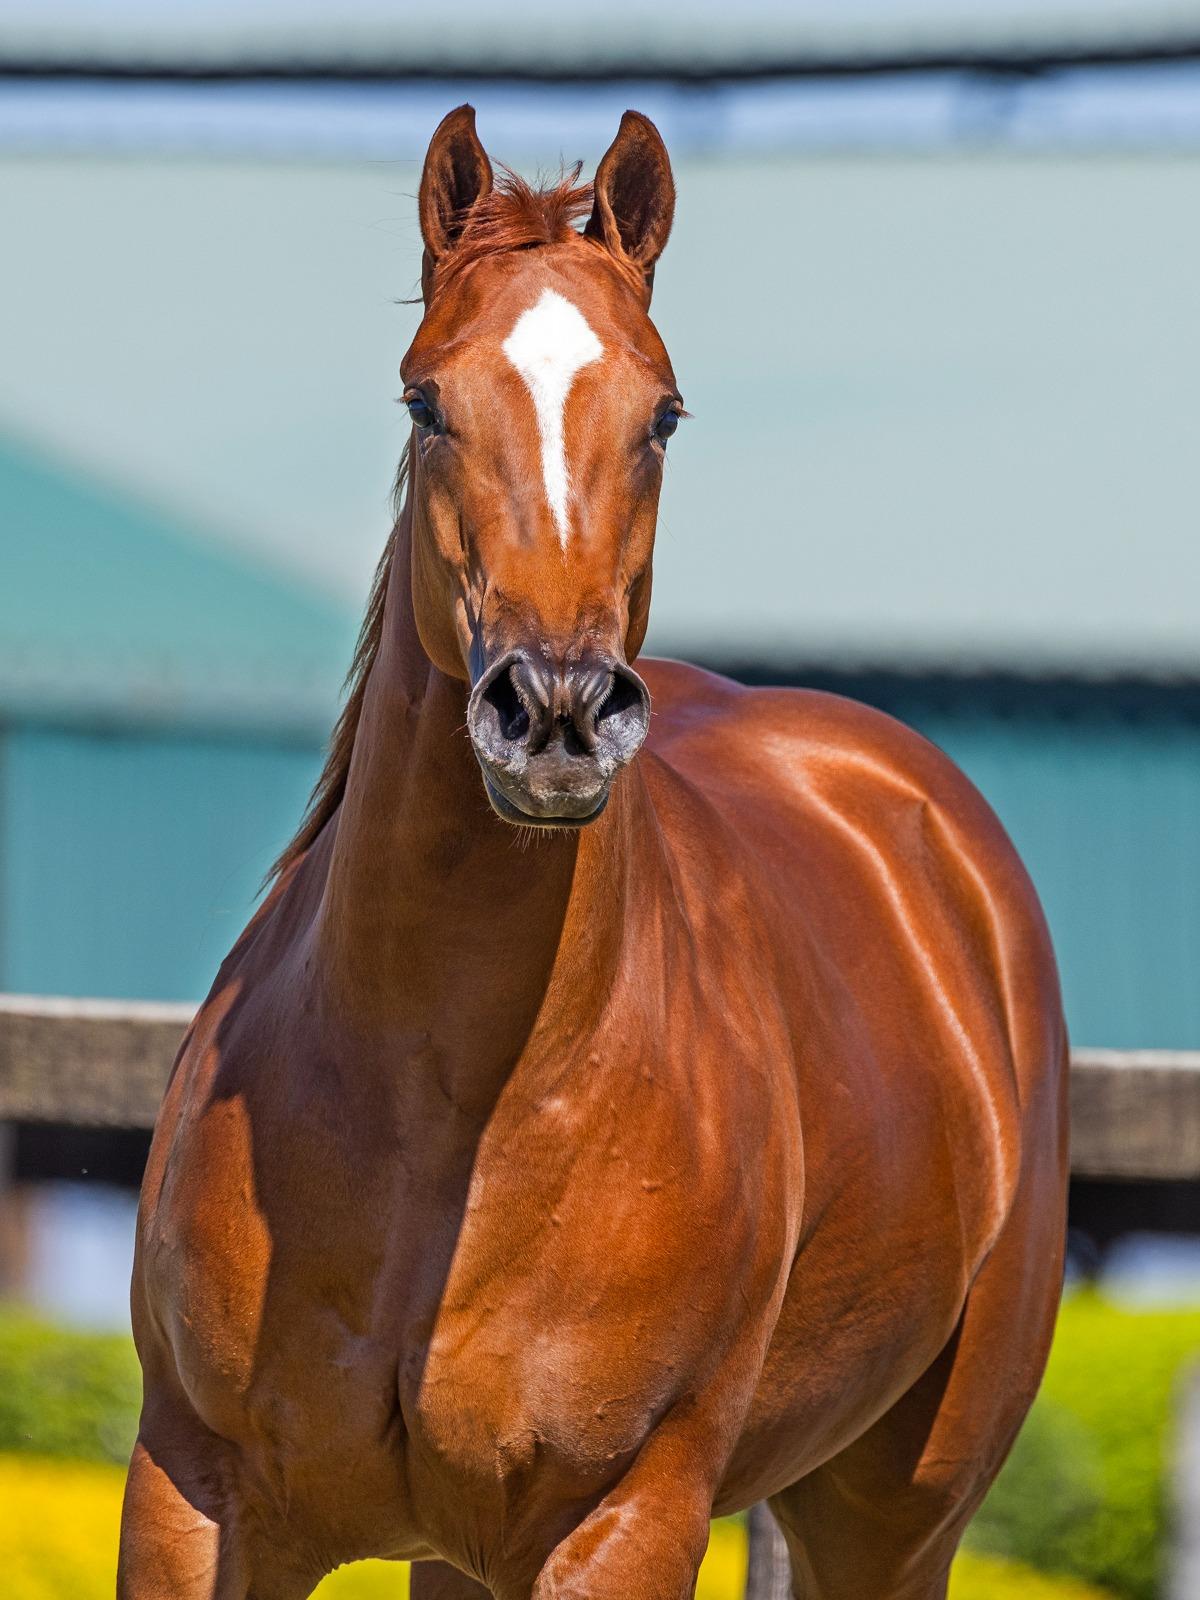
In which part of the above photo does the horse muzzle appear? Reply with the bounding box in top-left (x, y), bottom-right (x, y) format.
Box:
top-left (467, 649), bottom-right (651, 827)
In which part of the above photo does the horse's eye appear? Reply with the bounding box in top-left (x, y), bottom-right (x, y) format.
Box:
top-left (405, 393), bottom-right (436, 430)
top-left (654, 409), bottom-right (680, 444)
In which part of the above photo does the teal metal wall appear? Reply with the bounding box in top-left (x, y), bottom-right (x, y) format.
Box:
top-left (0, 428), bottom-right (348, 1006)
top-left (0, 725), bottom-right (320, 1003)
top-left (924, 711), bottom-right (1200, 1050)
top-left (2, 692), bottom-right (1196, 1049)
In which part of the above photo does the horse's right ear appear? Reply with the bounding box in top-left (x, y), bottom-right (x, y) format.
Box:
top-left (419, 105), bottom-right (493, 298)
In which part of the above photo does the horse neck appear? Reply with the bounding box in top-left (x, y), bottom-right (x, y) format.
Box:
top-left (313, 501), bottom-right (643, 1072)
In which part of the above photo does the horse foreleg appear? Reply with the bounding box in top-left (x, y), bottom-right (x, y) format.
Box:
top-left (529, 1429), bottom-right (718, 1600)
top-left (118, 1435), bottom-right (232, 1600)
top-left (118, 1427), bottom-right (317, 1600)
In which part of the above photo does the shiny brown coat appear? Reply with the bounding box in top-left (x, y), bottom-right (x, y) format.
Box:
top-left (118, 108), bottom-right (1068, 1600)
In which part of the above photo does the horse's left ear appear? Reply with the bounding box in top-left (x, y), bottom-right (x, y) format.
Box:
top-left (585, 111), bottom-right (675, 298)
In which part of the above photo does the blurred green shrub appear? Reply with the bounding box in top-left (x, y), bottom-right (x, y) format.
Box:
top-left (0, 1306), bottom-right (139, 1464)
top-left (967, 1293), bottom-right (1200, 1600)
top-left (968, 1398), bottom-right (1104, 1574)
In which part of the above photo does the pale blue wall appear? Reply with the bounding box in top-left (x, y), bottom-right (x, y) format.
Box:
top-left (5, 152), bottom-right (1199, 679)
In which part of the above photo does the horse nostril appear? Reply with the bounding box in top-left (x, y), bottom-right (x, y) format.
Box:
top-left (580, 661), bottom-right (650, 765)
top-left (596, 670), bottom-right (644, 728)
top-left (470, 651), bottom-right (649, 781)
top-left (569, 667), bottom-right (614, 754)
top-left (481, 663), bottom-right (530, 743)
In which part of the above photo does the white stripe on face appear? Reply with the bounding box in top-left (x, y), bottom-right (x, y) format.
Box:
top-left (502, 288), bottom-right (604, 547)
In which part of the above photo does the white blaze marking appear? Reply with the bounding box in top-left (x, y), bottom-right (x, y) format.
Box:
top-left (502, 288), bottom-right (603, 546)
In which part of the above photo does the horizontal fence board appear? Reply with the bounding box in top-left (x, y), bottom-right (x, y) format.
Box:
top-left (1070, 1048), bottom-right (1200, 1180)
top-left (0, 995), bottom-right (193, 1129)
top-left (0, 997), bottom-right (1198, 1179)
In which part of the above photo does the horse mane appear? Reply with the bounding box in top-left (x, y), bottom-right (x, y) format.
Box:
top-left (265, 450), bottom-right (407, 888)
top-left (266, 170), bottom-right (597, 890)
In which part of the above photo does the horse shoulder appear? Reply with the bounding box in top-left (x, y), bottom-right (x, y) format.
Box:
top-left (644, 662), bottom-right (1056, 1014)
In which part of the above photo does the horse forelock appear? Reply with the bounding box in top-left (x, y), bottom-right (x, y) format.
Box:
top-left (431, 164), bottom-right (593, 295)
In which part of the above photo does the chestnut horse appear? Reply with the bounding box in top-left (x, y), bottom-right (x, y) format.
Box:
top-left (119, 108), bottom-right (1067, 1600)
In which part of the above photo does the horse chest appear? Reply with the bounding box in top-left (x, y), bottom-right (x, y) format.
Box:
top-left (393, 1106), bottom-right (786, 1506)
top-left (145, 989), bottom-right (792, 1543)
top-left (404, 1312), bottom-right (679, 1499)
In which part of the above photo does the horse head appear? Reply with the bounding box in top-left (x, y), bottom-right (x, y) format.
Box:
top-left (402, 105), bottom-right (680, 827)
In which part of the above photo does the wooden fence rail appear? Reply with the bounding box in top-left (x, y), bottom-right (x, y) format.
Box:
top-left (1, 995), bottom-right (1198, 1178)
top-left (0, 995), bottom-right (194, 1130)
